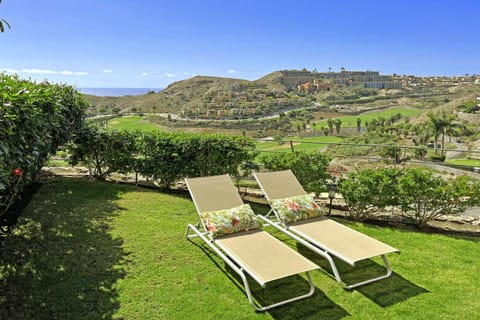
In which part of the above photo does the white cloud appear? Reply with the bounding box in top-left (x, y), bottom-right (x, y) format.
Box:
top-left (227, 69), bottom-right (237, 74)
top-left (60, 70), bottom-right (87, 76)
top-left (141, 72), bottom-right (149, 77)
top-left (3, 68), bottom-right (20, 74)
top-left (2, 68), bottom-right (88, 76)
top-left (103, 69), bottom-right (112, 73)
top-left (183, 72), bottom-right (196, 76)
top-left (23, 68), bottom-right (57, 74)
top-left (164, 72), bottom-right (176, 78)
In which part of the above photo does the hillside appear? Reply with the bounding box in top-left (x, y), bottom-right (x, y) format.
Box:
top-left (82, 69), bottom-right (479, 120)
top-left (83, 72), bottom-right (297, 117)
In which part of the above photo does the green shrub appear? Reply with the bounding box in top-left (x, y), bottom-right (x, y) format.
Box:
top-left (259, 151), bottom-right (331, 194)
top-left (338, 168), bottom-right (401, 220)
top-left (0, 74), bottom-right (88, 216)
top-left (69, 127), bottom-right (138, 180)
top-left (397, 168), bottom-right (480, 227)
top-left (69, 128), bottom-right (256, 189)
top-left (430, 155), bottom-right (446, 162)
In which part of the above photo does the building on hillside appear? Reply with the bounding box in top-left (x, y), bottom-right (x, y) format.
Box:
top-left (290, 69), bottom-right (402, 92)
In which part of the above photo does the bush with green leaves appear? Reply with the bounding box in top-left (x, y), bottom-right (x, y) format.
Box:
top-left (338, 168), bottom-right (401, 220)
top-left (138, 132), bottom-right (256, 189)
top-left (0, 74), bottom-right (88, 217)
top-left (69, 128), bottom-right (256, 189)
top-left (397, 168), bottom-right (480, 227)
top-left (259, 151), bottom-right (331, 194)
top-left (339, 166), bottom-right (480, 226)
top-left (69, 126), bottom-right (138, 180)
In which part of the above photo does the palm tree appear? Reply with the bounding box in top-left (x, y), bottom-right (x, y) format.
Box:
top-left (0, 0), bottom-right (10, 33)
top-left (426, 112), bottom-right (443, 155)
top-left (333, 119), bottom-right (342, 135)
top-left (327, 118), bottom-right (334, 134)
top-left (441, 114), bottom-right (464, 157)
top-left (413, 124), bottom-right (431, 146)
top-left (427, 111), bottom-right (460, 156)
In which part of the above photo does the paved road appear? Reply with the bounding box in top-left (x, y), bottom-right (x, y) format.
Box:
top-left (464, 207), bottom-right (480, 217)
top-left (445, 140), bottom-right (468, 160)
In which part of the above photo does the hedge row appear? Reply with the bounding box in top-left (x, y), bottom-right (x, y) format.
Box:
top-left (0, 74), bottom-right (88, 216)
top-left (69, 126), bottom-right (257, 189)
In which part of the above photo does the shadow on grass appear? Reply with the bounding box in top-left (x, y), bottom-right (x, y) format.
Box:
top-left (297, 244), bottom-right (429, 307)
top-left (189, 239), bottom-right (350, 319)
top-left (0, 178), bottom-right (130, 320)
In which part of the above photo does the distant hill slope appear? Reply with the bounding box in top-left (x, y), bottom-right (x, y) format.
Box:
top-left (82, 70), bottom-right (478, 120)
top-left (83, 72), bottom-right (296, 116)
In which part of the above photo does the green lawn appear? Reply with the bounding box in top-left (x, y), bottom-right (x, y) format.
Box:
top-left (107, 116), bottom-right (161, 131)
top-left (1, 178), bottom-right (479, 319)
top-left (314, 107), bottom-right (423, 128)
top-left (256, 136), bottom-right (344, 153)
top-left (446, 158), bottom-right (480, 167)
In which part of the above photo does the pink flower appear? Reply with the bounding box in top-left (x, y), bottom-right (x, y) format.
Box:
top-left (312, 201), bottom-right (319, 209)
top-left (12, 168), bottom-right (23, 176)
top-left (285, 200), bottom-right (300, 211)
top-left (207, 222), bottom-right (216, 234)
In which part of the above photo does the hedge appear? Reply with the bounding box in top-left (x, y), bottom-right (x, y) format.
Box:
top-left (0, 74), bottom-right (88, 217)
top-left (69, 126), bottom-right (257, 189)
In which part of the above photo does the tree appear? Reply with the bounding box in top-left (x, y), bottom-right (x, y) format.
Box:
top-left (0, 0), bottom-right (10, 32)
top-left (356, 118), bottom-right (361, 132)
top-left (426, 111), bottom-right (446, 155)
top-left (327, 118), bottom-right (334, 134)
top-left (338, 170), bottom-right (377, 220)
top-left (338, 168), bottom-right (401, 220)
top-left (412, 124), bottom-right (431, 146)
top-left (397, 168), bottom-right (480, 228)
top-left (442, 115), bottom-right (464, 147)
top-left (333, 119), bottom-right (342, 135)
top-left (427, 111), bottom-right (460, 156)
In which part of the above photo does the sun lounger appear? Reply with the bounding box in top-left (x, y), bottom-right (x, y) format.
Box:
top-left (254, 169), bottom-right (400, 289)
top-left (184, 174), bottom-right (319, 311)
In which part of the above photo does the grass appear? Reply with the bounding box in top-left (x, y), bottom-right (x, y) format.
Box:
top-left (256, 136), bottom-right (344, 153)
top-left (314, 107), bottom-right (423, 129)
top-left (446, 158), bottom-right (480, 167)
top-left (107, 115), bottom-right (162, 131)
top-left (1, 178), bottom-right (479, 319)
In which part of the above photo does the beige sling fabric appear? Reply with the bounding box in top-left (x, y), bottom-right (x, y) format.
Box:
top-left (216, 230), bottom-right (318, 285)
top-left (186, 174), bottom-right (319, 286)
top-left (255, 170), bottom-right (306, 200)
top-left (290, 217), bottom-right (399, 265)
top-left (254, 170), bottom-right (400, 265)
top-left (186, 175), bottom-right (244, 213)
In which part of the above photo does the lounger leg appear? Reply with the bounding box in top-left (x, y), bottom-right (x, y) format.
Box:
top-left (343, 255), bottom-right (393, 290)
top-left (246, 272), bottom-right (315, 312)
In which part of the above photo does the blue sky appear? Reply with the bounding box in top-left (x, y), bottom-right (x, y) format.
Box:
top-left (1, 0), bottom-right (479, 88)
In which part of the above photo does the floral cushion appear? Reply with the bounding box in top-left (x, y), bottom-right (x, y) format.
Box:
top-left (200, 204), bottom-right (260, 238)
top-left (269, 194), bottom-right (323, 224)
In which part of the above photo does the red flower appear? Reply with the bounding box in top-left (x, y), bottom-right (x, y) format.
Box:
top-left (232, 215), bottom-right (240, 227)
top-left (12, 168), bottom-right (23, 176)
top-left (312, 201), bottom-right (319, 209)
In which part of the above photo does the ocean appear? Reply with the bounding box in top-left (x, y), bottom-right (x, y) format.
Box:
top-left (78, 87), bottom-right (163, 97)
